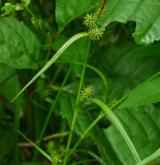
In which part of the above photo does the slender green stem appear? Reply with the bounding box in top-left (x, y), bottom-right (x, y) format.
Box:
top-left (72, 149), bottom-right (106, 165)
top-left (62, 77), bottom-right (85, 165)
top-left (25, 6), bottom-right (36, 18)
top-left (39, 67), bottom-right (72, 141)
top-left (91, 98), bottom-right (141, 163)
top-left (63, 40), bottom-right (90, 165)
top-left (18, 130), bottom-right (52, 162)
top-left (69, 111), bottom-right (104, 156)
top-left (87, 151), bottom-right (106, 165)
top-left (43, 131), bottom-right (69, 141)
top-left (13, 101), bottom-right (21, 164)
top-left (71, 159), bottom-right (95, 165)
top-left (11, 32), bottom-right (88, 102)
top-left (63, 107), bottom-right (79, 165)
top-left (56, 61), bottom-right (108, 102)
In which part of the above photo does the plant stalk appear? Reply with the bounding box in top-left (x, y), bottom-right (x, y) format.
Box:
top-left (63, 39), bottom-right (90, 165)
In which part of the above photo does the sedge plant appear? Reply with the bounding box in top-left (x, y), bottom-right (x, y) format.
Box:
top-left (7, 0), bottom-right (160, 164)
top-left (10, 2), bottom-right (144, 164)
top-left (11, 8), bottom-right (105, 164)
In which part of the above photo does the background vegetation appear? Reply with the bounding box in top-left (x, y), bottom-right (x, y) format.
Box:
top-left (1, 0), bottom-right (160, 165)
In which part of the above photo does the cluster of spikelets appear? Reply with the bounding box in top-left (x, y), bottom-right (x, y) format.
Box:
top-left (80, 85), bottom-right (94, 101)
top-left (83, 13), bottom-right (104, 40)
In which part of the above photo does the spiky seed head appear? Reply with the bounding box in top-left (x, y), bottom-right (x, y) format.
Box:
top-left (80, 85), bottom-right (93, 101)
top-left (83, 14), bottom-right (97, 28)
top-left (88, 27), bottom-right (105, 40)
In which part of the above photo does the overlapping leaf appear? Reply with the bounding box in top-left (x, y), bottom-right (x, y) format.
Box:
top-left (0, 16), bottom-right (41, 69)
top-left (100, 0), bottom-right (160, 44)
top-left (55, 0), bottom-right (97, 32)
top-left (105, 106), bottom-right (160, 165)
top-left (119, 76), bottom-right (160, 108)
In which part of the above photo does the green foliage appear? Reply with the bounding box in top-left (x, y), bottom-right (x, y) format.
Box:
top-left (1, 0), bottom-right (160, 165)
top-left (119, 76), bottom-right (160, 108)
top-left (100, 0), bottom-right (160, 44)
top-left (55, 0), bottom-right (97, 32)
top-left (105, 106), bottom-right (160, 165)
top-left (0, 16), bottom-right (41, 69)
top-left (0, 130), bottom-right (15, 163)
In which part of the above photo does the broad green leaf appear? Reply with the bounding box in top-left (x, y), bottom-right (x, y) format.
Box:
top-left (136, 148), bottom-right (160, 165)
top-left (101, 0), bottom-right (160, 44)
top-left (0, 16), bottom-right (41, 69)
top-left (0, 63), bottom-right (21, 100)
top-left (93, 39), bottom-right (160, 102)
top-left (55, 0), bottom-right (97, 32)
top-left (119, 76), bottom-right (160, 108)
top-left (104, 106), bottom-right (160, 165)
top-left (0, 63), bottom-right (15, 83)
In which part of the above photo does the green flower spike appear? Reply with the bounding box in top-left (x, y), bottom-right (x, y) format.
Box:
top-left (88, 26), bottom-right (105, 40)
top-left (83, 13), bottom-right (97, 28)
top-left (80, 85), bottom-right (93, 101)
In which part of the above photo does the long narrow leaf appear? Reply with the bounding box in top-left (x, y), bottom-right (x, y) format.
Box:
top-left (18, 130), bottom-right (52, 162)
top-left (136, 148), bottom-right (160, 165)
top-left (91, 98), bottom-right (141, 163)
top-left (12, 32), bottom-right (88, 102)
